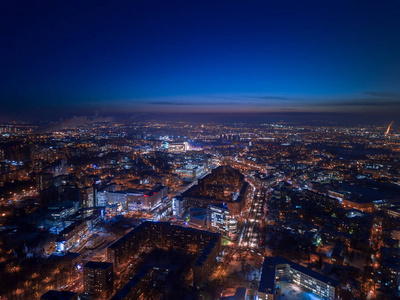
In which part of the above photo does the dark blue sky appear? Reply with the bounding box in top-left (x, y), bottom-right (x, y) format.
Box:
top-left (1, 0), bottom-right (400, 120)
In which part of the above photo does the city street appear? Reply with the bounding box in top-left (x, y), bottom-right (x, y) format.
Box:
top-left (240, 188), bottom-right (266, 249)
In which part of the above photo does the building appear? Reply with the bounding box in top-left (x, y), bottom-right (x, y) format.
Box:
top-left (328, 190), bottom-right (347, 202)
top-left (250, 172), bottom-right (277, 189)
top-left (108, 191), bottom-right (128, 208)
top-left (168, 142), bottom-right (190, 153)
top-left (37, 172), bottom-right (54, 191)
top-left (97, 190), bottom-right (108, 207)
top-left (83, 261), bottom-right (114, 299)
top-left (126, 190), bottom-right (146, 209)
top-left (47, 251), bottom-right (82, 274)
top-left (108, 185), bottom-right (168, 211)
top-left (183, 166), bottom-right (250, 216)
top-left (112, 263), bottom-right (178, 300)
top-left (41, 290), bottom-right (78, 300)
top-left (193, 237), bottom-right (220, 286)
top-left (387, 206), bottom-right (400, 219)
top-left (142, 185), bottom-right (168, 209)
top-left (332, 184), bottom-right (388, 213)
top-left (107, 221), bottom-right (221, 287)
top-left (80, 186), bottom-right (97, 209)
top-left (172, 196), bottom-right (186, 218)
top-left (258, 256), bottom-right (341, 300)
top-left (341, 198), bottom-right (375, 212)
top-left (48, 201), bottom-right (79, 220)
top-left (378, 247), bottom-right (400, 291)
top-left (174, 164), bottom-right (205, 181)
top-left (189, 208), bottom-right (207, 228)
top-left (228, 219), bottom-right (238, 238)
top-left (53, 159), bottom-right (68, 177)
top-left (56, 220), bottom-right (88, 253)
top-left (207, 203), bottom-right (237, 237)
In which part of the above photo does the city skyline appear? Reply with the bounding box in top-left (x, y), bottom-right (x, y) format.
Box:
top-left (2, 0), bottom-right (400, 121)
top-left (2, 2), bottom-right (400, 297)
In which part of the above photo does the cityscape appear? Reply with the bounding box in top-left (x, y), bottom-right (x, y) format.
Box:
top-left (1, 120), bottom-right (400, 299)
top-left (2, 1), bottom-right (400, 300)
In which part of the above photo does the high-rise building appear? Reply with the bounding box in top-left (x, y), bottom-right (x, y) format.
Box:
top-left (97, 190), bottom-right (108, 207)
top-left (207, 203), bottom-right (230, 235)
top-left (80, 186), bottom-right (97, 208)
top-left (37, 172), bottom-right (54, 191)
top-left (83, 261), bottom-right (114, 299)
top-left (172, 196), bottom-right (186, 218)
top-left (54, 159), bottom-right (68, 177)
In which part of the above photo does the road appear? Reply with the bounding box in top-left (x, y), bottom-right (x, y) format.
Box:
top-left (240, 189), bottom-right (266, 248)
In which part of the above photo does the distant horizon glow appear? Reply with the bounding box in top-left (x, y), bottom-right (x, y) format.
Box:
top-left (1, 1), bottom-right (400, 121)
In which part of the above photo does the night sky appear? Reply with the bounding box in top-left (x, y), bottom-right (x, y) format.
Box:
top-left (1, 0), bottom-right (400, 121)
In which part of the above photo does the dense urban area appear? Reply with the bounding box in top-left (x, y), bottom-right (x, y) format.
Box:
top-left (1, 120), bottom-right (400, 300)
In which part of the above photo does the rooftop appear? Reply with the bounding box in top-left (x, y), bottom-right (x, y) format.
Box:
top-left (259, 256), bottom-right (340, 294)
top-left (41, 290), bottom-right (77, 300)
top-left (84, 261), bottom-right (113, 270)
